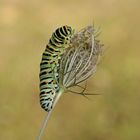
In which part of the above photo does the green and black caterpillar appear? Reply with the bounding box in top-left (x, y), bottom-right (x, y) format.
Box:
top-left (39, 25), bottom-right (74, 112)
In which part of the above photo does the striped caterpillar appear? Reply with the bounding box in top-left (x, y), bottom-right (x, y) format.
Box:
top-left (39, 25), bottom-right (74, 112)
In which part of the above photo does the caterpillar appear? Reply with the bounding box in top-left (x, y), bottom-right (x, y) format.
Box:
top-left (39, 25), bottom-right (74, 112)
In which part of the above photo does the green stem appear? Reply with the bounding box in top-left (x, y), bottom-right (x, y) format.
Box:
top-left (36, 88), bottom-right (64, 140)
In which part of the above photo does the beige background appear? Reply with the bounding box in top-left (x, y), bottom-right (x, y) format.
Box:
top-left (0, 0), bottom-right (140, 140)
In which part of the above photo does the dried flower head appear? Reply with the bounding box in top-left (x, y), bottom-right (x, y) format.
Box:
top-left (59, 26), bottom-right (103, 91)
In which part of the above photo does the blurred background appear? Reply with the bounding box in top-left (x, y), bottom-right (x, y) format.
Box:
top-left (0, 0), bottom-right (140, 140)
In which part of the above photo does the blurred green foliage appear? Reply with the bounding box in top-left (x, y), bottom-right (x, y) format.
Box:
top-left (0, 0), bottom-right (140, 140)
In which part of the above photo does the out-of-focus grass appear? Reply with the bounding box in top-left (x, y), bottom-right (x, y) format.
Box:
top-left (0, 0), bottom-right (140, 140)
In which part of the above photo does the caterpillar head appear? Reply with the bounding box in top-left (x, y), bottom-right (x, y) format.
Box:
top-left (62, 25), bottom-right (75, 45)
top-left (64, 25), bottom-right (75, 36)
top-left (56, 25), bottom-right (74, 47)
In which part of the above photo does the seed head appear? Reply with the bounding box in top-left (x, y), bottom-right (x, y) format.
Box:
top-left (59, 26), bottom-right (103, 90)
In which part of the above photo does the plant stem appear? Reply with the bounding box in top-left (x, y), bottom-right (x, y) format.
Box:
top-left (36, 89), bottom-right (64, 140)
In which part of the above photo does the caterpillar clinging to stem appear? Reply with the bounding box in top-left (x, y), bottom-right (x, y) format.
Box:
top-left (39, 25), bottom-right (74, 112)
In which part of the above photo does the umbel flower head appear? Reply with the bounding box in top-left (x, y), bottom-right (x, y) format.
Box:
top-left (59, 26), bottom-right (103, 92)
